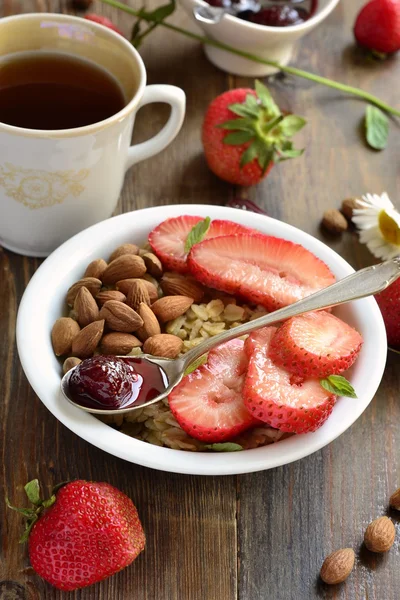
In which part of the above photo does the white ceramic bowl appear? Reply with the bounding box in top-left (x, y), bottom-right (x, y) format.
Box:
top-left (17, 204), bottom-right (387, 476)
top-left (179, 0), bottom-right (341, 76)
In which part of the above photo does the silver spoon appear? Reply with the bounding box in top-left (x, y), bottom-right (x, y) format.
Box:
top-left (61, 257), bottom-right (400, 415)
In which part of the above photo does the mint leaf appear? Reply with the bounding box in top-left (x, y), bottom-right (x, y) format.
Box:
top-left (205, 443), bottom-right (243, 452)
top-left (279, 115), bottom-right (307, 136)
top-left (320, 375), bottom-right (357, 398)
top-left (24, 479), bottom-right (41, 506)
top-left (184, 354), bottom-right (207, 375)
top-left (365, 105), bottom-right (389, 150)
top-left (184, 217), bottom-right (211, 253)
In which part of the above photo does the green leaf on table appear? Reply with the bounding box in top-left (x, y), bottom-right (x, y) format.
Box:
top-left (205, 442), bottom-right (243, 452)
top-left (24, 479), bottom-right (41, 506)
top-left (365, 105), bottom-right (389, 150)
top-left (320, 375), bottom-right (357, 398)
top-left (184, 217), bottom-right (211, 253)
top-left (279, 115), bottom-right (307, 137)
top-left (184, 354), bottom-right (208, 375)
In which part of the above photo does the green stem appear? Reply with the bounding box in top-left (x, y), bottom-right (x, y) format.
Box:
top-left (101, 0), bottom-right (400, 117)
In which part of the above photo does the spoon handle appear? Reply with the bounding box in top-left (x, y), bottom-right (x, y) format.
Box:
top-left (182, 258), bottom-right (400, 368)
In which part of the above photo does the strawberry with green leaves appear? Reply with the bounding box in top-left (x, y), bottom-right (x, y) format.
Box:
top-left (202, 80), bottom-right (306, 186)
top-left (7, 479), bottom-right (145, 591)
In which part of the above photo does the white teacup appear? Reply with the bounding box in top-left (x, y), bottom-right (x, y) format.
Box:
top-left (0, 13), bottom-right (186, 257)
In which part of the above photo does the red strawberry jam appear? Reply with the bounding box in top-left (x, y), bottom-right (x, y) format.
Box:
top-left (67, 355), bottom-right (168, 410)
top-left (249, 5), bottom-right (309, 26)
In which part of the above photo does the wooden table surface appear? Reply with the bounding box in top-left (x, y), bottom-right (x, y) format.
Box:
top-left (1, 0), bottom-right (400, 598)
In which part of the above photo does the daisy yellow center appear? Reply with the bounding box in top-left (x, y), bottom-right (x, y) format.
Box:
top-left (378, 210), bottom-right (400, 245)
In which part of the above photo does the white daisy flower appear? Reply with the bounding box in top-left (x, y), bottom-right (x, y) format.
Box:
top-left (352, 192), bottom-right (400, 260)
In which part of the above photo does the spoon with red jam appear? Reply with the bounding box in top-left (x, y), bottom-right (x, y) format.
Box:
top-left (61, 257), bottom-right (400, 415)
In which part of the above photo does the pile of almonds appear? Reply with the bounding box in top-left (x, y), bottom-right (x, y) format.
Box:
top-left (320, 486), bottom-right (400, 585)
top-left (321, 197), bottom-right (362, 234)
top-left (51, 242), bottom-right (206, 374)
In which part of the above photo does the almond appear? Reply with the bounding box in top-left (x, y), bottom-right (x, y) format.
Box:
top-left (102, 255), bottom-right (146, 285)
top-left (142, 252), bottom-right (163, 278)
top-left (99, 300), bottom-right (143, 332)
top-left (109, 243), bottom-right (139, 262)
top-left (126, 280), bottom-right (151, 312)
top-left (136, 303), bottom-right (161, 341)
top-left (72, 319), bottom-right (104, 358)
top-left (84, 258), bottom-right (108, 280)
top-left (160, 272), bottom-right (204, 303)
top-left (389, 487), bottom-right (400, 511)
top-left (51, 317), bottom-right (81, 356)
top-left (67, 277), bottom-right (102, 306)
top-left (63, 357), bottom-right (82, 375)
top-left (143, 334), bottom-right (183, 359)
top-left (320, 548), bottom-right (355, 585)
top-left (322, 209), bottom-right (348, 234)
top-left (151, 295), bottom-right (194, 323)
top-left (116, 278), bottom-right (158, 302)
top-left (341, 197), bottom-right (361, 221)
top-left (364, 517), bottom-right (396, 553)
top-left (96, 290), bottom-right (127, 306)
top-left (74, 286), bottom-right (100, 327)
top-left (101, 332), bottom-right (142, 355)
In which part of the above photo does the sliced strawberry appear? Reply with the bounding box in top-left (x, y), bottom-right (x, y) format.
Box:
top-left (269, 311), bottom-right (363, 378)
top-left (243, 327), bottom-right (336, 433)
top-left (168, 339), bottom-right (255, 442)
top-left (188, 234), bottom-right (335, 310)
top-left (207, 338), bottom-right (248, 375)
top-left (148, 216), bottom-right (254, 273)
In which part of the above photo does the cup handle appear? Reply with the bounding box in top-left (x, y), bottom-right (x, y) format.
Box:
top-left (125, 84), bottom-right (186, 171)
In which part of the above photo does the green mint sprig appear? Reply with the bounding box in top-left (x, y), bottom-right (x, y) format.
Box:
top-left (184, 217), bottom-right (211, 253)
top-left (205, 442), bottom-right (243, 452)
top-left (184, 354), bottom-right (208, 375)
top-left (320, 375), bottom-right (357, 398)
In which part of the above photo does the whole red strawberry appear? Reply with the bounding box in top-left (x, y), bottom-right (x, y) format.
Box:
top-left (375, 278), bottom-right (400, 348)
top-left (354, 0), bottom-right (400, 54)
top-left (8, 479), bottom-right (145, 591)
top-left (85, 13), bottom-right (124, 36)
top-left (201, 80), bottom-right (305, 186)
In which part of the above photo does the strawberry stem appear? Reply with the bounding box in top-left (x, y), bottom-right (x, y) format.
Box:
top-left (6, 479), bottom-right (57, 543)
top-left (100, 0), bottom-right (400, 118)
